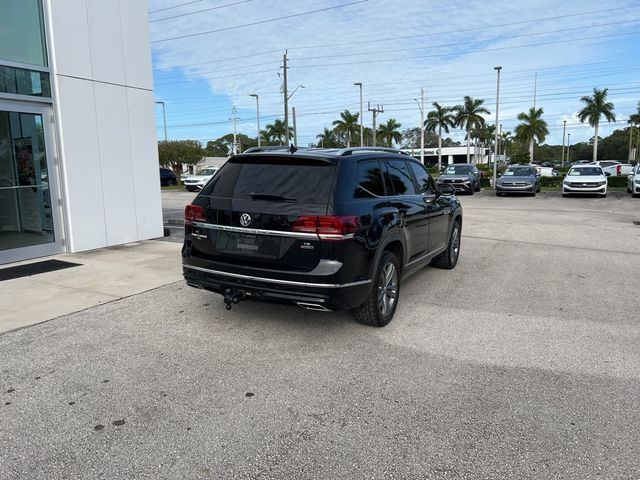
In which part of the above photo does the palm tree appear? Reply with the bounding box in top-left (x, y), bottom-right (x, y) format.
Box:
top-left (316, 128), bottom-right (337, 148)
top-left (264, 119), bottom-right (289, 146)
top-left (376, 119), bottom-right (402, 147)
top-left (578, 87), bottom-right (616, 161)
top-left (425, 102), bottom-right (455, 169)
top-left (627, 101), bottom-right (640, 161)
top-left (454, 96), bottom-right (490, 163)
top-left (514, 107), bottom-right (549, 162)
top-left (332, 110), bottom-right (360, 148)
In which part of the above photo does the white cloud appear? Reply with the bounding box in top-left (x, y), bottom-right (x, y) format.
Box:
top-left (149, 0), bottom-right (640, 146)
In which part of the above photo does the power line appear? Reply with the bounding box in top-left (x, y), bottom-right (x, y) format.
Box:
top-left (291, 31), bottom-right (640, 69)
top-left (149, 0), bottom-right (202, 14)
top-left (150, 0), bottom-right (252, 23)
top-left (286, 5), bottom-right (634, 52)
top-left (149, 6), bottom-right (637, 69)
top-left (291, 19), bottom-right (640, 63)
top-left (151, 0), bottom-right (369, 43)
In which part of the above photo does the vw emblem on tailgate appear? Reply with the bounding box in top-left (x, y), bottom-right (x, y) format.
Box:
top-left (239, 213), bottom-right (252, 227)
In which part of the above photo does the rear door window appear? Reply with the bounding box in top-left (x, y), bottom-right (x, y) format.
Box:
top-left (385, 159), bottom-right (417, 196)
top-left (354, 160), bottom-right (386, 198)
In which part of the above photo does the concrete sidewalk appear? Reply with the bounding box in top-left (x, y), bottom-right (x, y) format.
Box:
top-left (0, 240), bottom-right (182, 334)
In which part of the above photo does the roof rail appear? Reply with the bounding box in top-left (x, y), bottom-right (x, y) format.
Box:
top-left (337, 147), bottom-right (411, 157)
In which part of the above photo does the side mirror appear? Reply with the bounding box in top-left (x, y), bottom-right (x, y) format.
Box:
top-left (497, 173), bottom-right (502, 178)
top-left (439, 184), bottom-right (455, 195)
top-left (605, 172), bottom-right (611, 177)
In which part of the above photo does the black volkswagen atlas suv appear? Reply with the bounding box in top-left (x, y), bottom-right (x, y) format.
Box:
top-left (182, 147), bottom-right (463, 327)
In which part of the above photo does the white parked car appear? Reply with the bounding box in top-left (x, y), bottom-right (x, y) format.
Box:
top-left (562, 165), bottom-right (607, 197)
top-left (628, 163), bottom-right (640, 197)
top-left (184, 166), bottom-right (218, 192)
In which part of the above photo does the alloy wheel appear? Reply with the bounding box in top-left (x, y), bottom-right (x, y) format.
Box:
top-left (377, 262), bottom-right (398, 316)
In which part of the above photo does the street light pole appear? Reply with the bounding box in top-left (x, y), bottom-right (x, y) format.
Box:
top-left (493, 66), bottom-right (502, 189)
top-left (155, 101), bottom-right (167, 141)
top-left (354, 82), bottom-right (363, 147)
top-left (249, 94), bottom-right (260, 147)
top-left (561, 120), bottom-right (567, 167)
top-left (414, 89), bottom-right (425, 165)
top-left (567, 133), bottom-right (571, 163)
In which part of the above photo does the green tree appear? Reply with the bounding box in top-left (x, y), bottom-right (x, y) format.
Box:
top-left (578, 87), bottom-right (616, 161)
top-left (425, 102), bottom-right (456, 169)
top-left (264, 119), bottom-right (290, 145)
top-left (205, 134), bottom-right (257, 157)
top-left (332, 110), bottom-right (360, 148)
top-left (515, 107), bottom-right (549, 161)
top-left (158, 140), bottom-right (204, 183)
top-left (316, 128), bottom-right (339, 148)
top-left (400, 127), bottom-right (440, 149)
top-left (376, 118), bottom-right (402, 147)
top-left (454, 96), bottom-right (490, 163)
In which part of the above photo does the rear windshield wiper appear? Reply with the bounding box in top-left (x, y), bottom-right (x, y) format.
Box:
top-left (250, 192), bottom-right (297, 202)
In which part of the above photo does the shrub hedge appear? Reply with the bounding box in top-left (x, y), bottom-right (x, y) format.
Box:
top-left (607, 175), bottom-right (628, 188)
top-left (540, 176), bottom-right (564, 187)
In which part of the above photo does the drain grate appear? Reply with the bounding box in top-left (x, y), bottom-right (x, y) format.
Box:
top-left (0, 259), bottom-right (81, 282)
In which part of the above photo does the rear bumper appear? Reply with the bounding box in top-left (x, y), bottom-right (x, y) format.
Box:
top-left (183, 263), bottom-right (371, 311)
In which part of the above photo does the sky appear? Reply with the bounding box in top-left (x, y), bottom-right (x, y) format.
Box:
top-left (149, 0), bottom-right (640, 152)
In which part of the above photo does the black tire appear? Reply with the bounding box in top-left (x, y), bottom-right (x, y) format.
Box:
top-left (476, 182), bottom-right (481, 192)
top-left (353, 251), bottom-right (401, 327)
top-left (562, 192), bottom-right (568, 198)
top-left (171, 179), bottom-right (177, 186)
top-left (469, 187), bottom-right (475, 195)
top-left (432, 220), bottom-right (461, 270)
top-left (531, 190), bottom-right (536, 197)
top-left (495, 191), bottom-right (501, 197)
top-left (627, 186), bottom-right (632, 194)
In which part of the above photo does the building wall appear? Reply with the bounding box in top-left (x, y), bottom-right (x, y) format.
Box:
top-left (45, 0), bottom-right (162, 252)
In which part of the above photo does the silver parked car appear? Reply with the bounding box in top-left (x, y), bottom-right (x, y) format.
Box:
top-left (495, 165), bottom-right (541, 196)
top-left (627, 163), bottom-right (640, 197)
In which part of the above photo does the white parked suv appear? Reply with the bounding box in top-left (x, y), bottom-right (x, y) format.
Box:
top-left (184, 166), bottom-right (218, 192)
top-left (562, 165), bottom-right (608, 197)
top-left (628, 163), bottom-right (640, 197)
top-left (589, 160), bottom-right (621, 176)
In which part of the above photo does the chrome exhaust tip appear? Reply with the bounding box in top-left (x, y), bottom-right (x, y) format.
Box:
top-left (186, 282), bottom-right (203, 289)
top-left (296, 302), bottom-right (331, 312)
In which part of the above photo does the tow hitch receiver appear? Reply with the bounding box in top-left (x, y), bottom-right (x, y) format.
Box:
top-left (223, 288), bottom-right (246, 310)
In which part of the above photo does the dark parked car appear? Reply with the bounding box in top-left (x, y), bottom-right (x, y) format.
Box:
top-left (495, 165), bottom-right (541, 196)
top-left (159, 167), bottom-right (177, 186)
top-left (182, 147), bottom-right (463, 327)
top-left (435, 164), bottom-right (481, 194)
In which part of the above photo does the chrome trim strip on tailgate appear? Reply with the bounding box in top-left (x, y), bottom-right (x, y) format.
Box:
top-left (192, 221), bottom-right (318, 239)
top-left (184, 264), bottom-right (371, 288)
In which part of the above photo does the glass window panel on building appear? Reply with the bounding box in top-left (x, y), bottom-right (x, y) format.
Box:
top-left (0, 0), bottom-right (48, 67)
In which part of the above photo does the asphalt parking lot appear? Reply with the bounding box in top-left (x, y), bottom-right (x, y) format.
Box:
top-left (2, 190), bottom-right (639, 479)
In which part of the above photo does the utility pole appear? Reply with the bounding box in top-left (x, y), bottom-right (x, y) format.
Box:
top-left (230, 105), bottom-right (238, 155)
top-left (493, 66), bottom-right (502, 188)
top-left (354, 82), bottom-right (363, 147)
top-left (566, 133), bottom-right (571, 163)
top-left (155, 101), bottom-right (167, 141)
top-left (561, 120), bottom-right (567, 167)
top-left (282, 51), bottom-right (289, 146)
top-left (292, 106), bottom-right (298, 148)
top-left (498, 123), bottom-right (502, 164)
top-left (629, 125), bottom-right (635, 161)
top-left (368, 102), bottom-right (384, 147)
top-left (250, 94), bottom-right (260, 147)
top-left (533, 72), bottom-right (537, 109)
top-left (418, 88), bottom-right (425, 165)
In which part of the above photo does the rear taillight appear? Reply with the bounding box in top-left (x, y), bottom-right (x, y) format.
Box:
top-left (185, 204), bottom-right (207, 226)
top-left (292, 215), bottom-right (358, 240)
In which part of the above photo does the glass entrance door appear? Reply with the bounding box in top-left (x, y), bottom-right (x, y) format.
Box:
top-left (0, 101), bottom-right (63, 264)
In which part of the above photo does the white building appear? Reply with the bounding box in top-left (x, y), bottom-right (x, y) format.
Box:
top-left (0, 0), bottom-right (162, 265)
top-left (402, 146), bottom-right (490, 165)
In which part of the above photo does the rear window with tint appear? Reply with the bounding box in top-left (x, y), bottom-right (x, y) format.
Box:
top-left (201, 157), bottom-right (335, 204)
top-left (355, 160), bottom-right (386, 197)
